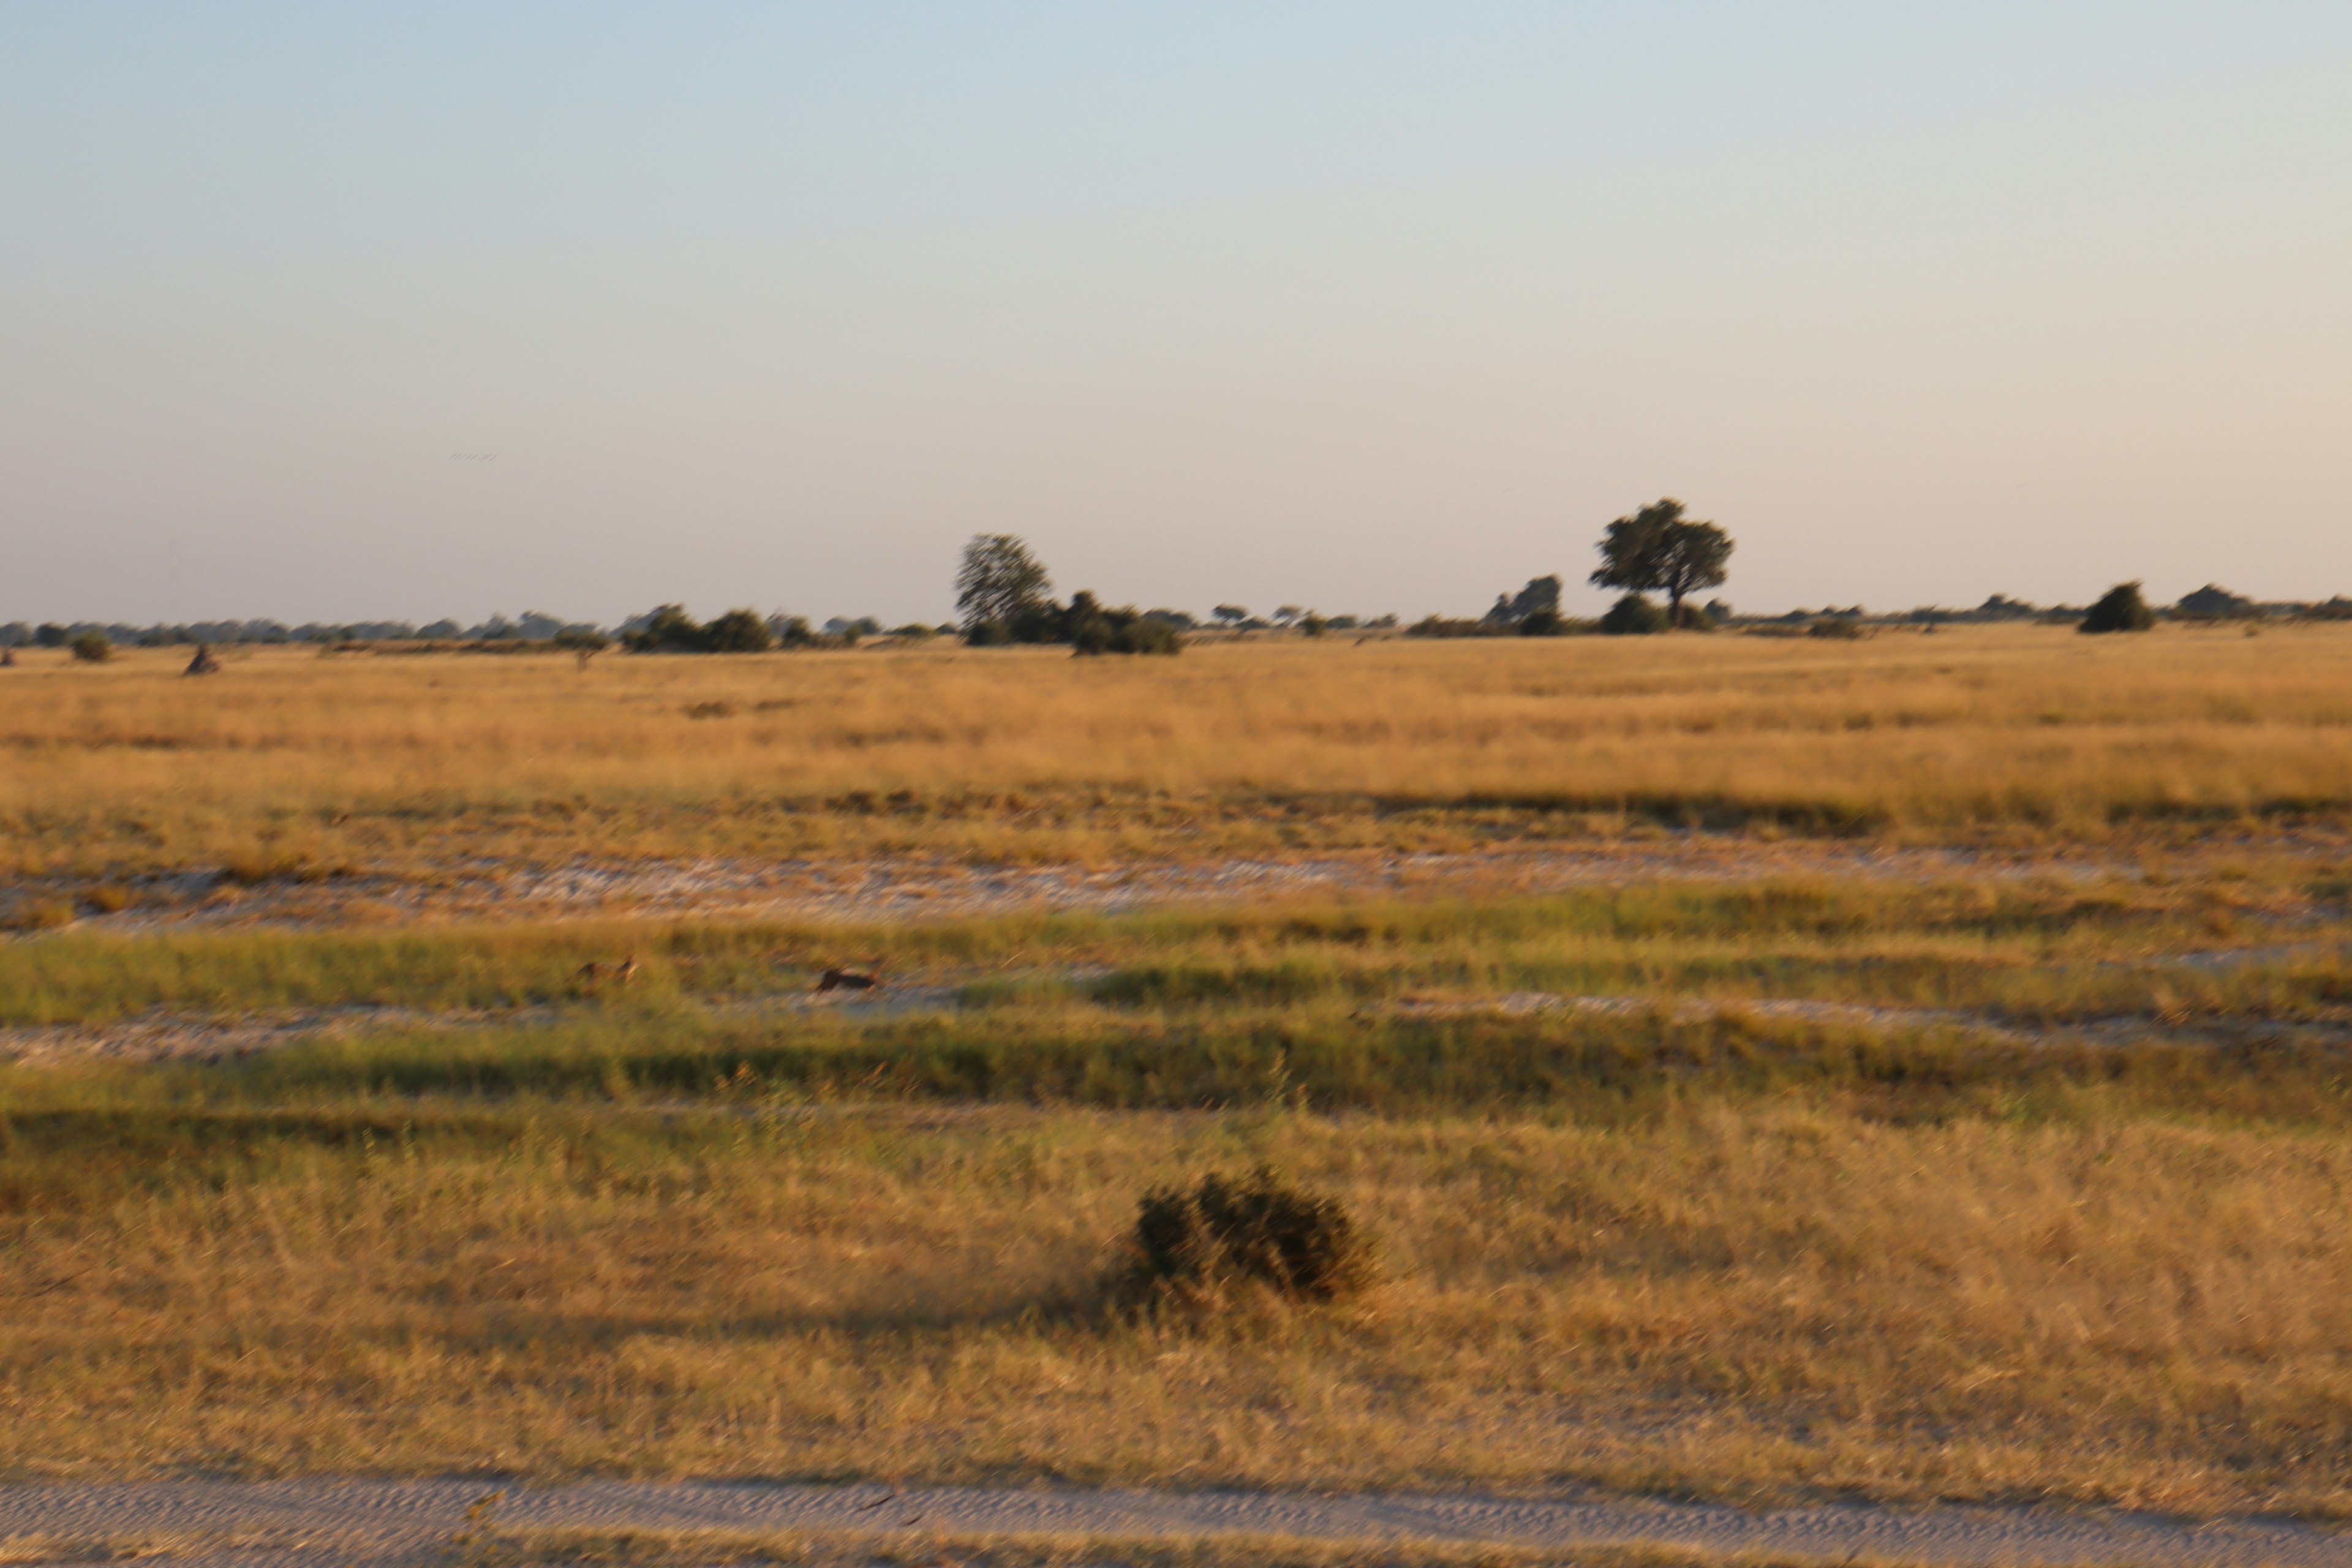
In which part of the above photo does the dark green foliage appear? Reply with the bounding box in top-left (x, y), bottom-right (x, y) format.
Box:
top-left (69, 631), bottom-right (111, 663)
top-left (701, 609), bottom-right (774, 653)
top-left (970, 590), bottom-right (1181, 654)
top-left (621, 606), bottom-right (774, 654)
top-left (1590, 499), bottom-right (1733, 627)
top-left (2080, 582), bottom-right (2156, 634)
top-left (1518, 609), bottom-right (1566, 636)
top-left (1071, 593), bottom-right (1182, 656)
top-left (1807, 617), bottom-right (1865, 640)
top-left (1405, 616), bottom-right (1491, 638)
top-left (621, 605), bottom-right (707, 652)
top-left (2174, 584), bottom-right (2256, 620)
top-left (551, 627), bottom-right (609, 653)
top-left (1600, 594), bottom-right (1670, 635)
top-left (35, 624), bottom-right (69, 648)
top-left (1485, 576), bottom-right (1562, 628)
top-left (1130, 1167), bottom-right (1373, 1302)
top-left (957, 533), bottom-right (1054, 631)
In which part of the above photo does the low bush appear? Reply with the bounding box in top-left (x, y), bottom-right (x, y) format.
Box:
top-left (1599, 594), bottom-right (1669, 635)
top-left (622, 606), bottom-right (774, 654)
top-left (1807, 617), bottom-right (1866, 640)
top-left (701, 609), bottom-right (775, 653)
top-left (2080, 582), bottom-right (2156, 634)
top-left (1128, 1167), bottom-right (1373, 1303)
top-left (69, 632), bottom-right (112, 663)
top-left (1069, 593), bottom-right (1182, 656)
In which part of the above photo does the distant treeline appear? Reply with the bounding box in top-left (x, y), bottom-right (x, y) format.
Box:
top-left (10, 579), bottom-right (2348, 655)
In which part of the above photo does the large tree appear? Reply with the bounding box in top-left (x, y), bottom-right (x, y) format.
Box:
top-left (1589, 499), bottom-right (1733, 628)
top-left (956, 533), bottom-right (1054, 631)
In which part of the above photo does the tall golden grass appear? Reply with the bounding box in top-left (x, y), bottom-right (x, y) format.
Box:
top-left (6, 625), bottom-right (2352, 873)
top-left (4, 1105), bottom-right (2348, 1512)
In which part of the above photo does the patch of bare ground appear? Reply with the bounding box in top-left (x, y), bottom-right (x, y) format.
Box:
top-left (2, 1480), bottom-right (2348, 1568)
top-left (9, 989), bottom-right (2350, 1068)
top-left (6, 835), bottom-right (2328, 935)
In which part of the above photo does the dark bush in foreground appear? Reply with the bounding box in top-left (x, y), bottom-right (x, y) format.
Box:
top-left (1600, 593), bottom-right (1669, 635)
top-left (2080, 582), bottom-right (2156, 634)
top-left (69, 632), bottom-right (112, 663)
top-left (1130, 1167), bottom-right (1372, 1303)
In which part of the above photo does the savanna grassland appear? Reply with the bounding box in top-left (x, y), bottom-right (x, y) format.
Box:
top-left (4, 627), bottom-right (2352, 1517)
top-left (4, 623), bottom-right (2352, 880)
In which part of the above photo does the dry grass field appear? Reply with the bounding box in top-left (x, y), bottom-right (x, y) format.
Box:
top-left (4, 1103), bottom-right (2350, 1514)
top-left (6, 624), bottom-right (2352, 878)
top-left (4, 628), bottom-right (2352, 1517)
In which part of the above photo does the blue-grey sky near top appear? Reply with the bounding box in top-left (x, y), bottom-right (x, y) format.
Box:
top-left (4, 4), bottom-right (2348, 627)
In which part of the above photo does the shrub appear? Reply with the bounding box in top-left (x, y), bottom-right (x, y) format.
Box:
top-left (1599, 594), bottom-right (1669, 635)
top-left (703, 608), bottom-right (774, 653)
top-left (1807, 617), bottom-right (1865, 639)
top-left (1129, 1167), bottom-right (1373, 1303)
top-left (2080, 581), bottom-right (2156, 634)
top-left (69, 631), bottom-right (112, 663)
top-left (1069, 592), bottom-right (1183, 656)
top-left (1406, 616), bottom-right (1501, 639)
top-left (622, 605), bottom-right (706, 653)
top-left (963, 619), bottom-right (1014, 646)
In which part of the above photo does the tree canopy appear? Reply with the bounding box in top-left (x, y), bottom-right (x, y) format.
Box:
top-left (1589, 499), bottom-right (1733, 627)
top-left (2079, 582), bottom-right (2155, 634)
top-left (956, 534), bottom-right (1054, 631)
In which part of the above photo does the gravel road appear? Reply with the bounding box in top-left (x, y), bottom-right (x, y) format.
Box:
top-left (3, 1479), bottom-right (2346, 1567)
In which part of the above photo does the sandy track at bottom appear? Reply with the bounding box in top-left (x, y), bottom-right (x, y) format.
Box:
top-left (2, 1479), bottom-right (2347, 1567)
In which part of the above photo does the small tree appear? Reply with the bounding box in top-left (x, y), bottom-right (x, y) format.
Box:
top-left (1212, 605), bottom-right (1249, 628)
top-left (70, 631), bottom-right (112, 663)
top-left (1590, 499), bottom-right (1733, 628)
top-left (957, 534), bottom-right (1054, 632)
top-left (2079, 582), bottom-right (2155, 634)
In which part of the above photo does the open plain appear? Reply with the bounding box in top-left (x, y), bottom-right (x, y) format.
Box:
top-left (6, 627), bottom-right (2352, 1564)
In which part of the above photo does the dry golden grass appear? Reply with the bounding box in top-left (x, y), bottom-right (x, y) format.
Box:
top-left (7, 625), bottom-right (2352, 875)
top-left (6, 1105), bottom-right (2351, 1514)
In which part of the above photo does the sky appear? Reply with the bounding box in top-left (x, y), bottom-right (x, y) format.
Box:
top-left (4, 3), bottom-right (2348, 627)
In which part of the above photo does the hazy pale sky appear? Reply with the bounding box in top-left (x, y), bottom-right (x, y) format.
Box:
top-left (5, 4), bottom-right (2348, 626)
